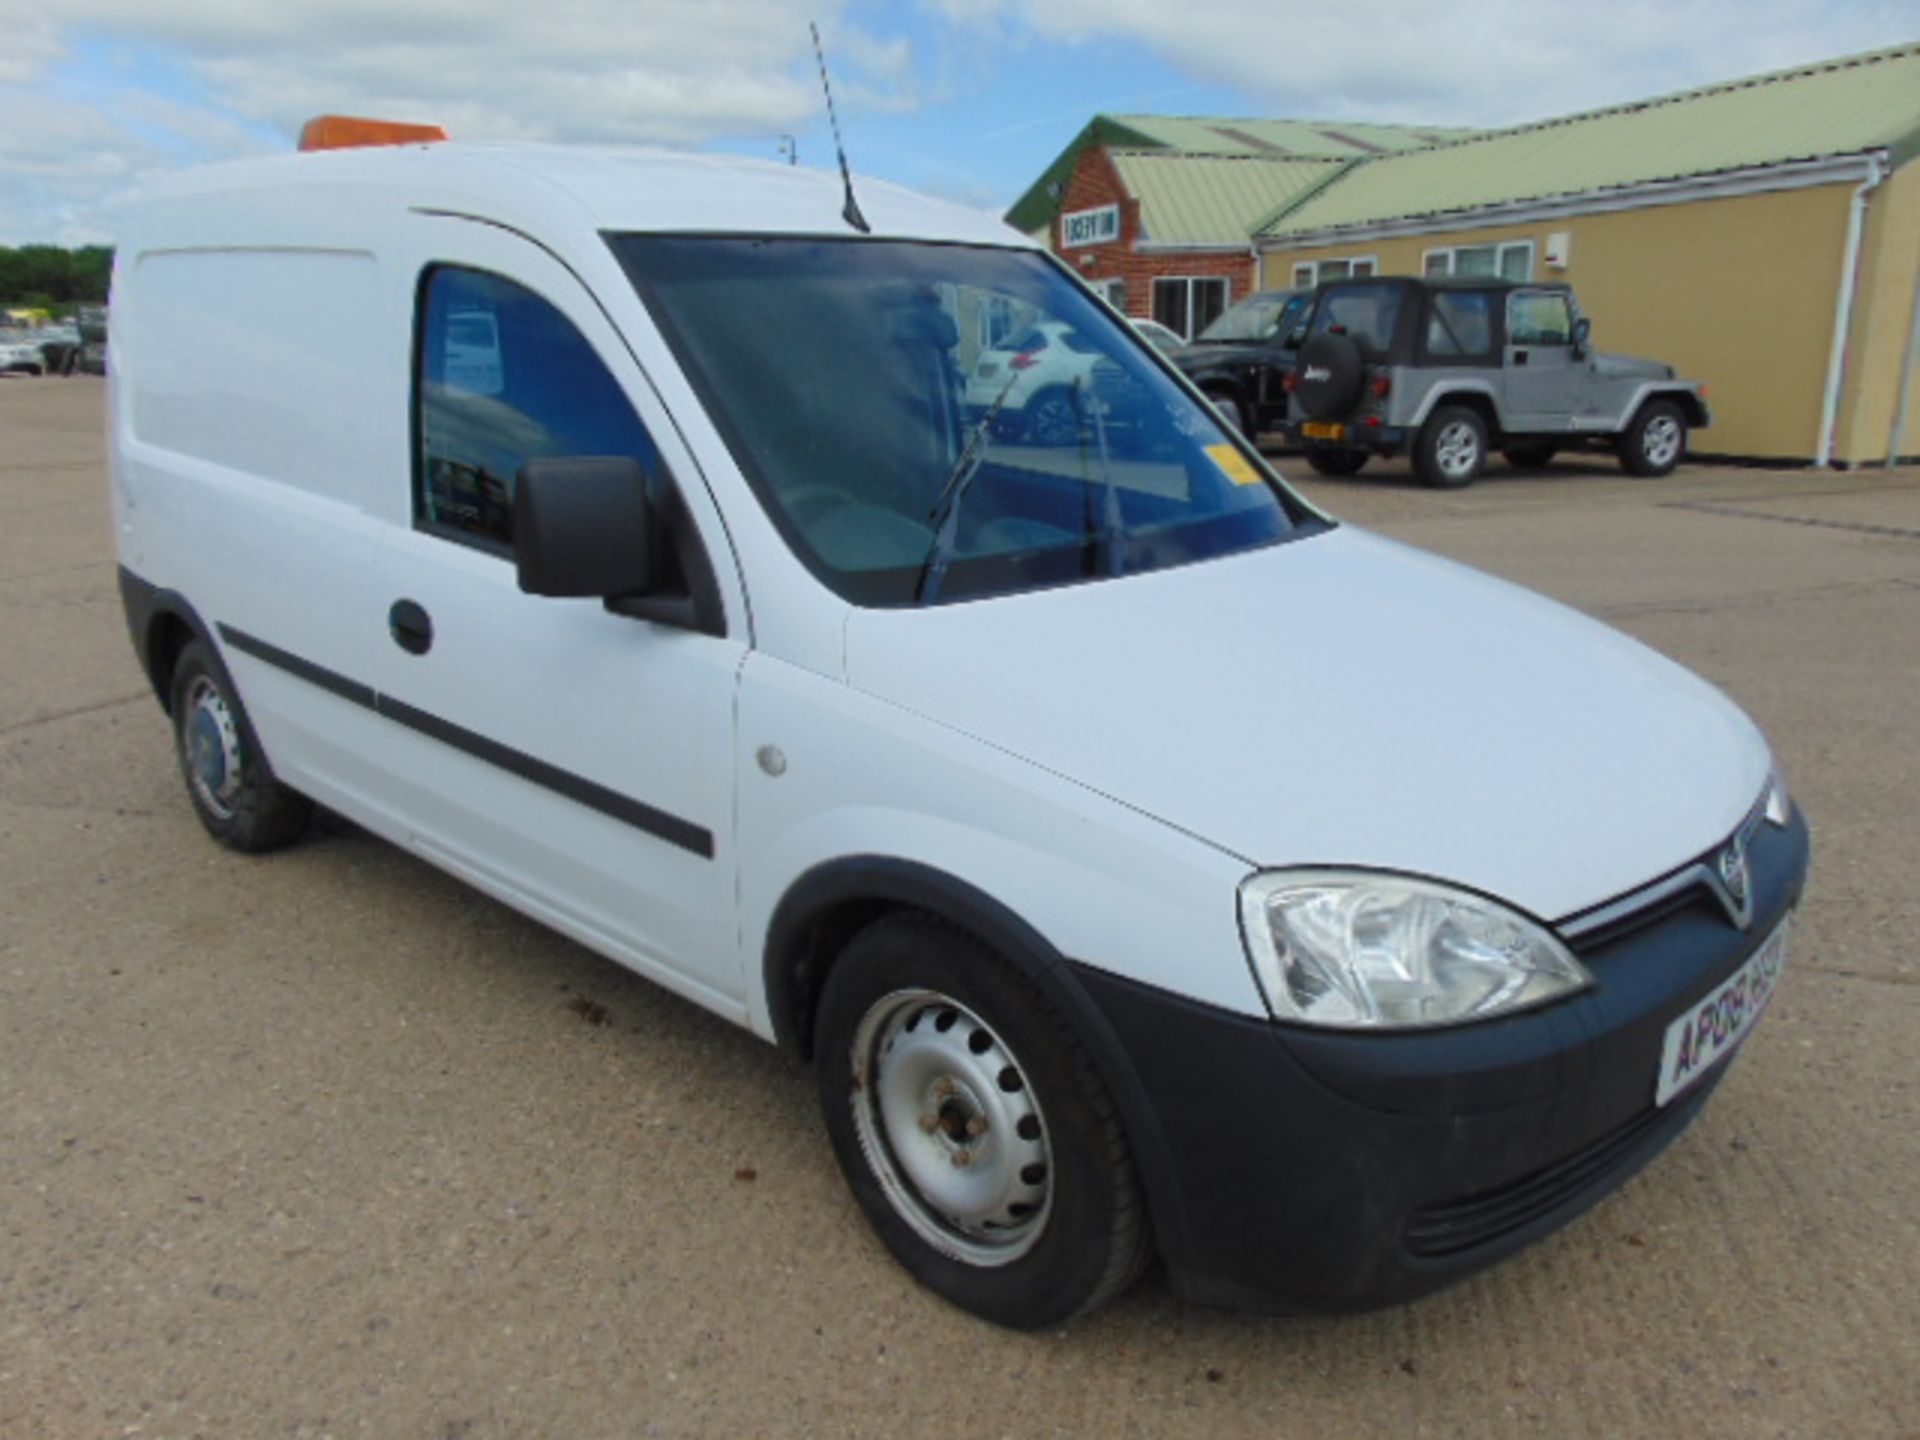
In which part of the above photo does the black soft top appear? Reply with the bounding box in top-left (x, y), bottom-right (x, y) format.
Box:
top-left (1313, 275), bottom-right (1570, 295)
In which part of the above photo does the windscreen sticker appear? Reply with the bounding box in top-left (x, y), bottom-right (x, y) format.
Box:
top-left (1205, 443), bottom-right (1264, 487)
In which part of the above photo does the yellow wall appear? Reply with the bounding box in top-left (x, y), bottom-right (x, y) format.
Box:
top-left (1838, 156), bottom-right (1920, 464)
top-left (1261, 183), bottom-right (1860, 460)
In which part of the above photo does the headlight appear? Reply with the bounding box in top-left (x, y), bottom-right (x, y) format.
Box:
top-left (1237, 871), bottom-right (1591, 1030)
top-left (1764, 769), bottom-right (1792, 828)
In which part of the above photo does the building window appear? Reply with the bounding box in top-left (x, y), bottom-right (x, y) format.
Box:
top-left (1424, 241), bottom-right (1534, 282)
top-left (1152, 276), bottom-right (1230, 341)
top-left (979, 294), bottom-right (1021, 351)
top-left (1088, 278), bottom-right (1127, 313)
top-left (1289, 256), bottom-right (1378, 289)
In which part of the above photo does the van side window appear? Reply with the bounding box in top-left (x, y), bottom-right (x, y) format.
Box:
top-left (415, 266), bottom-right (660, 550)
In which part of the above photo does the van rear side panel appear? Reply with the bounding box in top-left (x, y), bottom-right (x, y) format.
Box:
top-left (113, 238), bottom-right (402, 814)
top-left (122, 247), bottom-right (384, 510)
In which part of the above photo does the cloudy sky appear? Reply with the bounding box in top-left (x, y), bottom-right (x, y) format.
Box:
top-left (1, 0), bottom-right (1914, 244)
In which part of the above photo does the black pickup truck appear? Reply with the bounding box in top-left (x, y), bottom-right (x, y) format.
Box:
top-left (1170, 288), bottom-right (1308, 438)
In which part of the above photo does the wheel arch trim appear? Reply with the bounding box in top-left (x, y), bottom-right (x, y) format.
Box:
top-left (761, 854), bottom-right (1195, 1264)
top-left (1407, 382), bottom-right (1501, 430)
top-left (1624, 385), bottom-right (1709, 430)
top-left (118, 567), bottom-right (217, 715)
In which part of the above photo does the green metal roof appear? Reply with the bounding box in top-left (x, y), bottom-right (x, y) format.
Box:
top-left (1103, 115), bottom-right (1469, 157)
top-left (1108, 152), bottom-right (1343, 246)
top-left (1261, 41), bottom-right (1920, 240)
top-left (1004, 114), bottom-right (1469, 234)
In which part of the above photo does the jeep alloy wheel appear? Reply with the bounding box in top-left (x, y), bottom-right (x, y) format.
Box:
top-left (1416, 405), bottom-right (1488, 488)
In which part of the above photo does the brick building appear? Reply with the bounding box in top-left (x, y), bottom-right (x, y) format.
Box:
top-left (1006, 115), bottom-right (1466, 339)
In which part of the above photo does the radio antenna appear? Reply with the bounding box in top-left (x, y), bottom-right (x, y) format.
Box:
top-left (810, 21), bottom-right (870, 234)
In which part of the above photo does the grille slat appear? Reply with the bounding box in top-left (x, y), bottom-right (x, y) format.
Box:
top-left (1402, 1099), bottom-right (1696, 1258)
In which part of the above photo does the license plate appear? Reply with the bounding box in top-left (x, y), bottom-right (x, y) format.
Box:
top-left (1655, 918), bottom-right (1790, 1106)
top-left (1301, 421), bottom-right (1346, 440)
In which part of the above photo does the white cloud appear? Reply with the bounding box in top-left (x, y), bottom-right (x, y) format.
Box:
top-left (936, 0), bottom-right (1920, 127)
top-left (0, 0), bottom-right (917, 240)
top-left (68, 0), bottom-right (898, 141)
top-left (0, 0), bottom-right (64, 85)
top-left (0, 92), bottom-right (144, 242)
top-left (0, 0), bottom-right (1911, 242)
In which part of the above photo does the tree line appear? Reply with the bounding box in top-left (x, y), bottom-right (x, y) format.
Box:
top-left (0, 246), bottom-right (114, 312)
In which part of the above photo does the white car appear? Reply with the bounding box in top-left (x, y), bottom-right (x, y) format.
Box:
top-left (962, 319), bottom-right (1109, 443)
top-left (109, 132), bottom-right (1808, 1329)
top-left (0, 336), bottom-right (45, 375)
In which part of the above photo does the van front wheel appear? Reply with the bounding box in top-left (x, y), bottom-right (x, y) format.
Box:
top-left (169, 639), bottom-right (312, 852)
top-left (814, 915), bottom-right (1150, 1328)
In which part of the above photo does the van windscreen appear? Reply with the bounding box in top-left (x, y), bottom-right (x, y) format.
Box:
top-left (611, 235), bottom-right (1320, 607)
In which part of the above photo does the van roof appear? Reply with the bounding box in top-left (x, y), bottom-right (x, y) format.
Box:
top-left (124, 142), bottom-right (1031, 250)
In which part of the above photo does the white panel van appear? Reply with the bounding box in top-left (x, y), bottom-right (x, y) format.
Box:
top-left (110, 137), bottom-right (1808, 1327)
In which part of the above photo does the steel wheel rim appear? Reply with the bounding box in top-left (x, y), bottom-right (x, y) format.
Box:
top-left (849, 988), bottom-right (1053, 1267)
top-left (1436, 420), bottom-right (1481, 478)
top-left (1643, 415), bottom-right (1682, 467)
top-left (181, 675), bottom-right (243, 820)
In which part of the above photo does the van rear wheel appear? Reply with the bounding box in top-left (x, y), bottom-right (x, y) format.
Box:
top-left (169, 639), bottom-right (312, 852)
top-left (814, 915), bottom-right (1150, 1328)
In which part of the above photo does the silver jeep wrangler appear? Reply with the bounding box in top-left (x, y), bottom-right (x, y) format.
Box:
top-left (1281, 276), bottom-right (1710, 487)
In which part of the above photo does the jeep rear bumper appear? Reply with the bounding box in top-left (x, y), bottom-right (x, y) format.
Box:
top-left (1287, 422), bottom-right (1409, 456)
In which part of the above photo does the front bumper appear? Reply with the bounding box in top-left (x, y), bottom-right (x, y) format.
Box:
top-left (1070, 808), bottom-right (1810, 1312)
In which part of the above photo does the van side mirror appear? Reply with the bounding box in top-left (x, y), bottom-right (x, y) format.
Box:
top-left (513, 457), bottom-right (653, 599)
top-left (1572, 316), bottom-right (1592, 357)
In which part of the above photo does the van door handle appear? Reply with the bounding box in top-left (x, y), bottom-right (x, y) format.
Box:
top-left (389, 599), bottom-right (433, 656)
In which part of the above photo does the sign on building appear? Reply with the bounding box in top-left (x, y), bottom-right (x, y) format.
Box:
top-left (1060, 204), bottom-right (1120, 248)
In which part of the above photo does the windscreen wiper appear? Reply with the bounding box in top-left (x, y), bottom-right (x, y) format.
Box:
top-left (914, 371), bottom-right (1020, 605)
top-left (1073, 374), bottom-right (1126, 577)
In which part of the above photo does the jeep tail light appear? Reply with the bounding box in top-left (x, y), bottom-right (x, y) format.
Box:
top-left (1282, 372), bottom-right (1298, 393)
top-left (1369, 374), bottom-right (1392, 399)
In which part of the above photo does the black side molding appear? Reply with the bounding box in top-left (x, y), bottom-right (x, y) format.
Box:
top-left (220, 626), bottom-right (375, 709)
top-left (216, 622), bottom-right (714, 860)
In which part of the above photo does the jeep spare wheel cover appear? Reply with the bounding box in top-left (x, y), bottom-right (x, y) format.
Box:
top-left (1293, 332), bottom-right (1364, 419)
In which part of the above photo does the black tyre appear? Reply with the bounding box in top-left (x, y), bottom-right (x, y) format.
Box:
top-left (1022, 389), bottom-right (1079, 447)
top-left (1618, 400), bottom-right (1687, 477)
top-left (1415, 404), bottom-right (1489, 488)
top-left (169, 639), bottom-right (312, 852)
top-left (1305, 448), bottom-right (1368, 477)
top-left (815, 914), bottom-right (1150, 1329)
top-left (1205, 389), bottom-right (1254, 439)
top-left (1503, 442), bottom-right (1559, 470)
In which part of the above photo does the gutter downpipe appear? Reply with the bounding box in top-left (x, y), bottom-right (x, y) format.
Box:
top-left (1817, 154), bottom-right (1885, 468)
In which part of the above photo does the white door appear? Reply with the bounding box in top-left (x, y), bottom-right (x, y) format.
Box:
top-left (361, 217), bottom-right (750, 1019)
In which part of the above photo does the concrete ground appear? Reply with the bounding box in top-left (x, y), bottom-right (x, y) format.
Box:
top-left (2, 376), bottom-right (1917, 1438)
